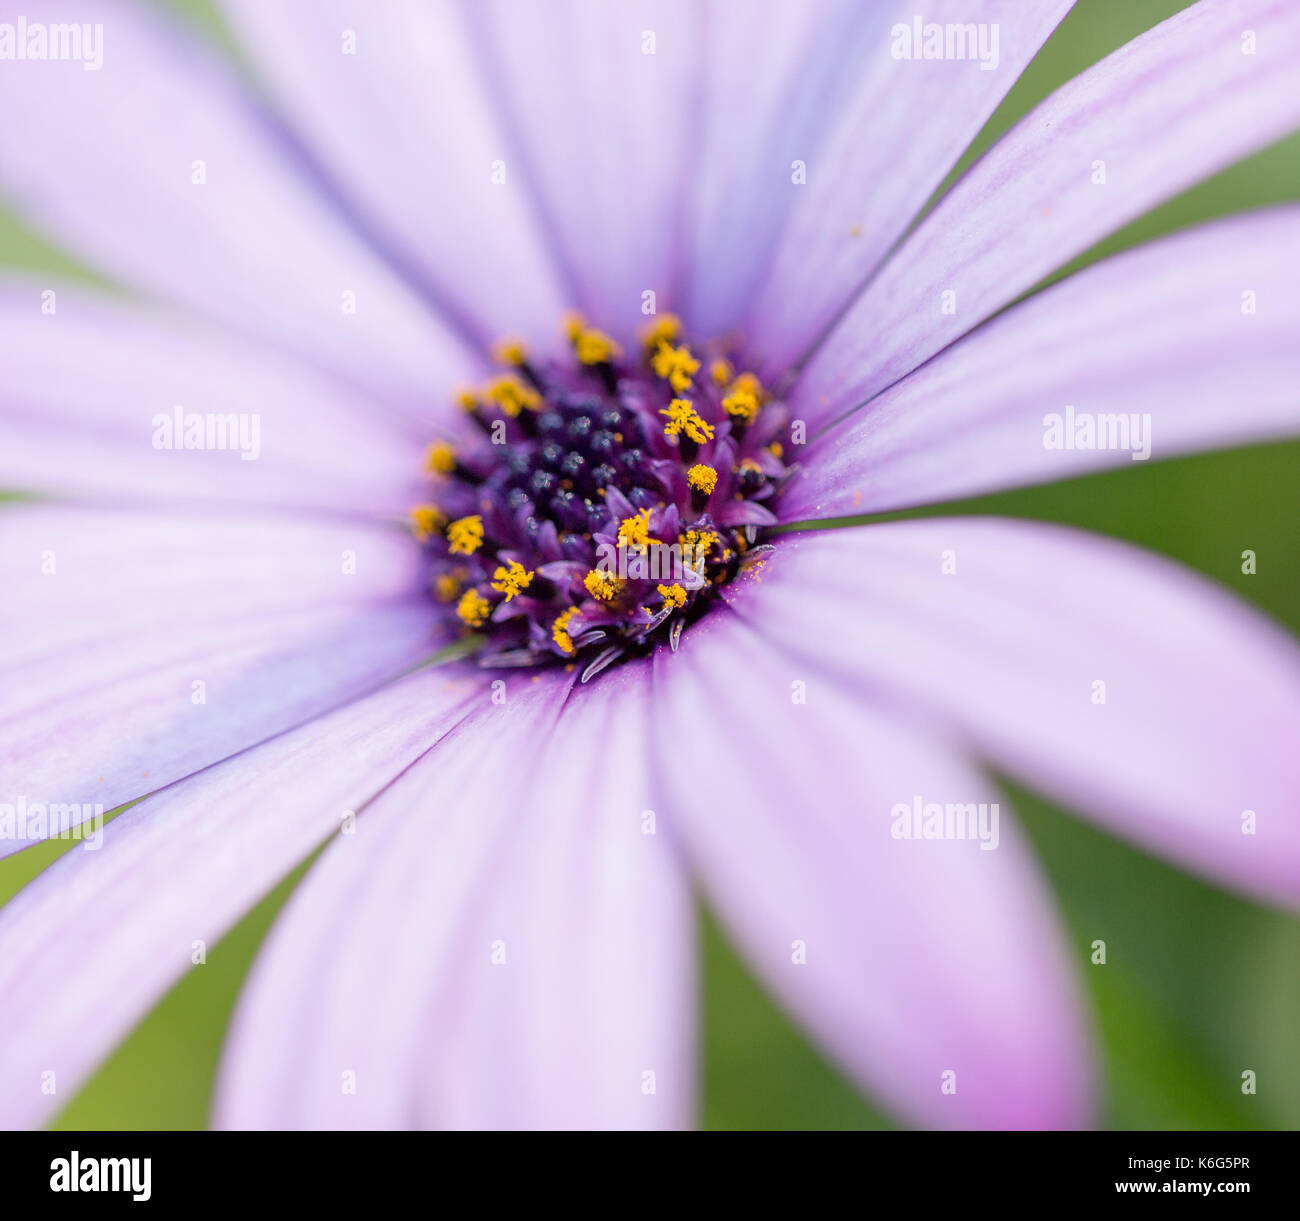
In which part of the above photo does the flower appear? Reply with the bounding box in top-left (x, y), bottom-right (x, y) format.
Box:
top-left (0, 0), bottom-right (1298, 1132)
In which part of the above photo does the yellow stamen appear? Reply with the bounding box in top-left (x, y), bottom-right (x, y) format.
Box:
top-left (455, 387), bottom-right (480, 413)
top-left (574, 327), bottom-right (620, 365)
top-left (640, 314), bottom-right (682, 352)
top-left (434, 571), bottom-right (463, 603)
top-left (679, 527), bottom-right (718, 573)
top-left (457, 588), bottom-right (490, 627)
top-left (651, 342), bottom-right (701, 393)
top-left (447, 514), bottom-right (484, 555)
top-left (617, 507), bottom-right (654, 549)
top-left (660, 398), bottom-right (714, 445)
top-left (485, 376), bottom-right (541, 417)
top-left (722, 386), bottom-right (760, 425)
top-left (561, 310), bottom-right (586, 343)
top-left (710, 358), bottom-right (734, 386)
top-left (425, 441), bottom-right (457, 474)
top-left (490, 559), bottom-right (534, 601)
top-left (552, 607), bottom-right (579, 655)
top-left (584, 570), bottom-right (624, 602)
top-left (687, 464), bottom-right (717, 495)
top-left (492, 338), bottom-right (528, 367)
top-left (410, 504), bottom-right (446, 542)
top-left (769, 441), bottom-right (784, 459)
top-left (657, 582), bottom-right (687, 609)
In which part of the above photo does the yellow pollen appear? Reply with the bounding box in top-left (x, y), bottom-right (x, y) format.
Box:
top-left (680, 527), bottom-right (718, 572)
top-left (722, 386), bottom-right (760, 424)
top-left (687, 464), bottom-right (718, 495)
top-left (574, 327), bottom-right (620, 365)
top-left (617, 507), bottom-right (654, 549)
top-left (731, 371), bottom-right (765, 399)
top-left (455, 387), bottom-right (480, 412)
top-left (552, 607), bottom-right (579, 654)
top-left (434, 571), bottom-right (463, 603)
top-left (410, 504), bottom-right (446, 542)
top-left (651, 342), bottom-right (701, 393)
top-left (457, 589), bottom-right (490, 628)
top-left (710, 358), bottom-right (734, 386)
top-left (425, 441), bottom-right (456, 474)
top-left (492, 338), bottom-right (528, 367)
top-left (490, 559), bottom-right (534, 601)
top-left (657, 582), bottom-right (687, 609)
top-left (640, 314), bottom-right (682, 351)
top-left (660, 398), bottom-right (714, 445)
top-left (447, 514), bottom-right (484, 555)
top-left (769, 441), bottom-right (784, 458)
top-left (584, 570), bottom-right (624, 602)
top-left (740, 458), bottom-right (762, 476)
top-left (485, 376), bottom-right (541, 417)
top-left (561, 310), bottom-right (586, 343)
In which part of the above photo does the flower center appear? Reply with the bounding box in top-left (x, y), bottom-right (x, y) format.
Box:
top-left (411, 313), bottom-right (789, 681)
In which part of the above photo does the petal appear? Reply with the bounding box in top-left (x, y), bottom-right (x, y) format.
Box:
top-left (0, 668), bottom-right (478, 1131)
top-left (0, 279), bottom-right (423, 513)
top-left (730, 522), bottom-right (1300, 908)
top-left (0, 0), bottom-right (477, 413)
top-left (0, 504), bottom-right (435, 850)
top-left (468, 0), bottom-right (701, 338)
top-left (781, 208), bottom-right (1300, 520)
top-left (728, 0), bottom-right (1073, 366)
top-left (651, 612), bottom-right (1094, 1129)
top-left (214, 0), bottom-right (569, 353)
top-left (796, 0), bottom-right (1300, 425)
top-left (216, 663), bottom-right (693, 1130)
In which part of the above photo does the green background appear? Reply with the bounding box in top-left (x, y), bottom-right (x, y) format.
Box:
top-left (1, 0), bottom-right (1297, 1130)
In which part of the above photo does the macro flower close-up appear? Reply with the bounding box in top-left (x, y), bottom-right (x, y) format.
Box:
top-left (1, 0), bottom-right (1298, 1140)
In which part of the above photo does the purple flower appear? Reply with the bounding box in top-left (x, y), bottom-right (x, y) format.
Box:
top-left (1, 0), bottom-right (1298, 1130)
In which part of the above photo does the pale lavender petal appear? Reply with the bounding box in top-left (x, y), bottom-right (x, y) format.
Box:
top-left (795, 0), bottom-right (1300, 425)
top-left (216, 665), bottom-right (693, 1130)
top-left (0, 0), bottom-right (478, 414)
top-left (730, 522), bottom-right (1300, 908)
top-left (652, 612), bottom-right (1094, 1129)
top-left (0, 505), bottom-right (435, 851)
top-left (730, 0), bottom-right (1073, 365)
top-left (0, 279), bottom-right (426, 513)
top-left (468, 0), bottom-right (699, 339)
top-left (680, 0), bottom-right (870, 337)
top-left (0, 668), bottom-right (478, 1130)
top-left (783, 208), bottom-right (1300, 520)
top-left (215, 0), bottom-right (569, 353)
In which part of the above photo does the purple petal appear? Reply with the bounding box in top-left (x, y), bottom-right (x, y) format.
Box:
top-left (730, 0), bottom-right (1073, 367)
top-left (730, 522), bottom-right (1300, 908)
top-left (0, 0), bottom-right (478, 415)
top-left (216, 663), bottom-right (694, 1129)
top-left (215, 0), bottom-right (569, 354)
top-left (652, 612), bottom-right (1094, 1129)
top-left (0, 280), bottom-right (426, 512)
top-left (0, 505), bottom-right (436, 851)
top-left (795, 0), bottom-right (1300, 425)
top-left (0, 669), bottom-right (478, 1130)
top-left (782, 208), bottom-right (1300, 520)
top-left (467, 0), bottom-right (699, 339)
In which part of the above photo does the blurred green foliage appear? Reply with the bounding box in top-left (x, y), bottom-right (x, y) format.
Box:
top-left (0, 0), bottom-right (1296, 1130)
